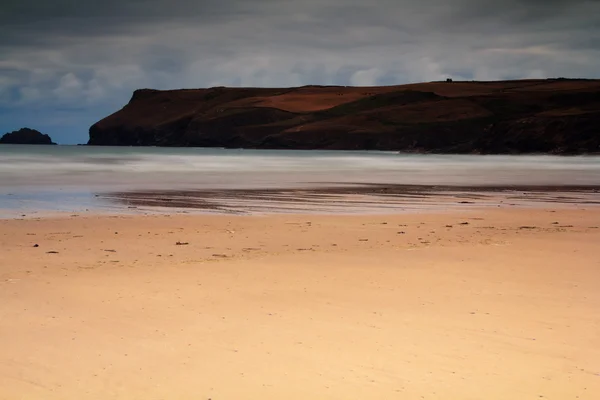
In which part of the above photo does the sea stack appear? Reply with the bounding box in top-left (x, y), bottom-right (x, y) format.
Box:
top-left (0, 128), bottom-right (57, 145)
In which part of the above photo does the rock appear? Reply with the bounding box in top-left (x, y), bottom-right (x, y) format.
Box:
top-left (0, 128), bottom-right (56, 145)
top-left (87, 79), bottom-right (600, 154)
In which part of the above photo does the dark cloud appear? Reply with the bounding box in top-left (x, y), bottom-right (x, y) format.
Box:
top-left (0, 0), bottom-right (599, 143)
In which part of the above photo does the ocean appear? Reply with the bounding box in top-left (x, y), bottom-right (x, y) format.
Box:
top-left (1, 145), bottom-right (599, 216)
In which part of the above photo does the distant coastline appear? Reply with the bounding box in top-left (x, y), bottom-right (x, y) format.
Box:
top-left (87, 79), bottom-right (600, 154)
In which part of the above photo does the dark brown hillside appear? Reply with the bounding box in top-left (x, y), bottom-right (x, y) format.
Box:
top-left (88, 79), bottom-right (600, 153)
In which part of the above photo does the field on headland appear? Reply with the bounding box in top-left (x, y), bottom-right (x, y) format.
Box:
top-left (1, 206), bottom-right (599, 399)
top-left (89, 78), bottom-right (600, 153)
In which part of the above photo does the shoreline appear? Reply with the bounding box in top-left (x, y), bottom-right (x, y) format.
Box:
top-left (2, 183), bottom-right (599, 219)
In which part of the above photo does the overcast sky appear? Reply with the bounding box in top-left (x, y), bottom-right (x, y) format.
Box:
top-left (1, 0), bottom-right (599, 143)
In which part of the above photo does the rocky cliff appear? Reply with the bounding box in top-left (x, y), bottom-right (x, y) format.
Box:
top-left (1, 128), bottom-right (56, 145)
top-left (88, 79), bottom-right (600, 154)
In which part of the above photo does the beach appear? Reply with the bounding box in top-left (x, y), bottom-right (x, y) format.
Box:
top-left (4, 1), bottom-right (600, 398)
top-left (1, 206), bottom-right (599, 399)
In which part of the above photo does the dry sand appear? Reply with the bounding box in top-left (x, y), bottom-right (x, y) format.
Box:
top-left (1, 207), bottom-right (599, 399)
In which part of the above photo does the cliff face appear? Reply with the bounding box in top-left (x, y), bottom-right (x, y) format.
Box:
top-left (88, 80), bottom-right (600, 154)
top-left (1, 128), bottom-right (56, 145)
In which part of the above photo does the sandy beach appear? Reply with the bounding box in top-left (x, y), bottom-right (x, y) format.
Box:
top-left (1, 206), bottom-right (599, 399)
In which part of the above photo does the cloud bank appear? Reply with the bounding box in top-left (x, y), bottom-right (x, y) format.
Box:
top-left (1, 0), bottom-right (599, 143)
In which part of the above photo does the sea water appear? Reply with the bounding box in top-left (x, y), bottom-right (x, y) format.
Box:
top-left (0, 145), bottom-right (599, 216)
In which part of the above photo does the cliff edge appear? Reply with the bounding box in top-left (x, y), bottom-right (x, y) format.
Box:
top-left (88, 79), bottom-right (600, 154)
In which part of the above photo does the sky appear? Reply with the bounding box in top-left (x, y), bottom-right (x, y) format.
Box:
top-left (1, 0), bottom-right (599, 144)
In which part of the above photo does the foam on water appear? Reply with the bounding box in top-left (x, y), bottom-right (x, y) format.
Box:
top-left (1, 144), bottom-right (599, 216)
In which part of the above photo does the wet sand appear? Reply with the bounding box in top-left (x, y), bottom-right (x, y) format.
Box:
top-left (1, 205), bottom-right (599, 399)
top-left (99, 184), bottom-right (600, 215)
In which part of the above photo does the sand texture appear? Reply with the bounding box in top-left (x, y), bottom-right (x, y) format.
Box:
top-left (1, 207), bottom-right (599, 399)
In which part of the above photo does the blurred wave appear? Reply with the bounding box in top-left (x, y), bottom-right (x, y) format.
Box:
top-left (1, 145), bottom-right (599, 193)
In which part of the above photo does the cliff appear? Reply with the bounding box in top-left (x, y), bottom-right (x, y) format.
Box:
top-left (1, 128), bottom-right (56, 145)
top-left (88, 79), bottom-right (600, 154)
